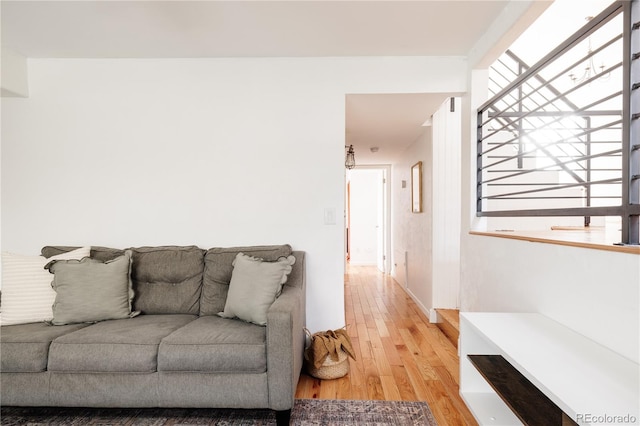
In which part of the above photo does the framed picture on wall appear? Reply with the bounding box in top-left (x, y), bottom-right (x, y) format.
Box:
top-left (411, 161), bottom-right (422, 213)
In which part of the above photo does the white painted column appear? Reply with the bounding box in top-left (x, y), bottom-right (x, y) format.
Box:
top-left (431, 97), bottom-right (462, 309)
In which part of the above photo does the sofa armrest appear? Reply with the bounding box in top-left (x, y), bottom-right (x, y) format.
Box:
top-left (266, 251), bottom-right (305, 411)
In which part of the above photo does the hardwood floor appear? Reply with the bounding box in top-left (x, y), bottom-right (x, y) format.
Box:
top-left (295, 264), bottom-right (478, 425)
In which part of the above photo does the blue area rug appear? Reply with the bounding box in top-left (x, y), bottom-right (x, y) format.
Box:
top-left (0, 399), bottom-right (437, 425)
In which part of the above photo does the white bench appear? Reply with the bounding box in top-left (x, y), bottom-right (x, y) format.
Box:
top-left (460, 312), bottom-right (639, 425)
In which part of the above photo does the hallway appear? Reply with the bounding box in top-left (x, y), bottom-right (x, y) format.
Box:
top-left (295, 265), bottom-right (477, 425)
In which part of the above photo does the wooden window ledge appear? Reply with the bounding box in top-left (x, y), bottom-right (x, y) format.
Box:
top-left (470, 227), bottom-right (640, 255)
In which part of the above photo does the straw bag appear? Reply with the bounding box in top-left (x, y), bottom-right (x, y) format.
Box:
top-left (304, 327), bottom-right (356, 380)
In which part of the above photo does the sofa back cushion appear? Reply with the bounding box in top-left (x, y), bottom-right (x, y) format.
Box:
top-left (200, 245), bottom-right (293, 315)
top-left (42, 246), bottom-right (124, 262)
top-left (130, 246), bottom-right (205, 315)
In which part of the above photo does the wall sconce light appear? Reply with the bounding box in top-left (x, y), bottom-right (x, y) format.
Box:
top-left (345, 145), bottom-right (356, 169)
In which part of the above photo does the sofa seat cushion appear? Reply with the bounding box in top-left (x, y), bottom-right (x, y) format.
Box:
top-left (158, 316), bottom-right (266, 373)
top-left (0, 322), bottom-right (89, 372)
top-left (48, 315), bottom-right (196, 373)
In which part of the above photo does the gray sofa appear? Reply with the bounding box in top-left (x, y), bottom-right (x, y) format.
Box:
top-left (0, 244), bottom-right (306, 425)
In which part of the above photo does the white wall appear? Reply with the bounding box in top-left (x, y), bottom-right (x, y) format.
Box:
top-left (1, 56), bottom-right (467, 332)
top-left (391, 97), bottom-right (462, 321)
top-left (391, 130), bottom-right (433, 312)
top-left (1, 48), bottom-right (29, 97)
top-left (463, 235), bottom-right (640, 363)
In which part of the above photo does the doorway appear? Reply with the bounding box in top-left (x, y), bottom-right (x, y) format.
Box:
top-left (345, 166), bottom-right (391, 273)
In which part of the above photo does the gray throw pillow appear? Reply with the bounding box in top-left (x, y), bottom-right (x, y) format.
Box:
top-left (200, 244), bottom-right (293, 315)
top-left (45, 250), bottom-right (139, 325)
top-left (218, 253), bottom-right (296, 326)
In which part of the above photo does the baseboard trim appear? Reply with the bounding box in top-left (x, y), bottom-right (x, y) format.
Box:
top-left (404, 288), bottom-right (438, 323)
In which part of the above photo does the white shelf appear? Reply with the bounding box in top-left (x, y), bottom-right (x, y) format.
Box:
top-left (460, 312), bottom-right (639, 425)
top-left (461, 392), bottom-right (523, 426)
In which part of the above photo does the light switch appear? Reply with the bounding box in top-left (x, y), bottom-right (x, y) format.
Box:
top-left (324, 208), bottom-right (336, 225)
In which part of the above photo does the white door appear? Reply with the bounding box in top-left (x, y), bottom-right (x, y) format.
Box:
top-left (348, 167), bottom-right (388, 271)
top-left (375, 168), bottom-right (387, 273)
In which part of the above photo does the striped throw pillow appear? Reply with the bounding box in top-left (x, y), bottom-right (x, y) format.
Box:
top-left (1, 246), bottom-right (91, 326)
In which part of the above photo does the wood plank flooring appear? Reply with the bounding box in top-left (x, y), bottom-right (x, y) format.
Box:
top-left (295, 264), bottom-right (478, 426)
top-left (435, 308), bottom-right (461, 349)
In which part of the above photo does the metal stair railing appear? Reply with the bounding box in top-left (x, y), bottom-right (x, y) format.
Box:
top-left (487, 50), bottom-right (615, 224)
top-left (477, 0), bottom-right (639, 245)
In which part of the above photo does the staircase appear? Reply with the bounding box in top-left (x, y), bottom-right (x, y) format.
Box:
top-left (435, 309), bottom-right (459, 349)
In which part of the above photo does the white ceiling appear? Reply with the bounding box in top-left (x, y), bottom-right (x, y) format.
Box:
top-left (0, 0), bottom-right (534, 164)
top-left (1, 1), bottom-right (511, 58)
top-left (346, 93), bottom-right (456, 163)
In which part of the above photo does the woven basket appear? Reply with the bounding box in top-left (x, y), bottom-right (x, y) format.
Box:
top-left (304, 347), bottom-right (350, 380)
top-left (304, 328), bottom-right (350, 380)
